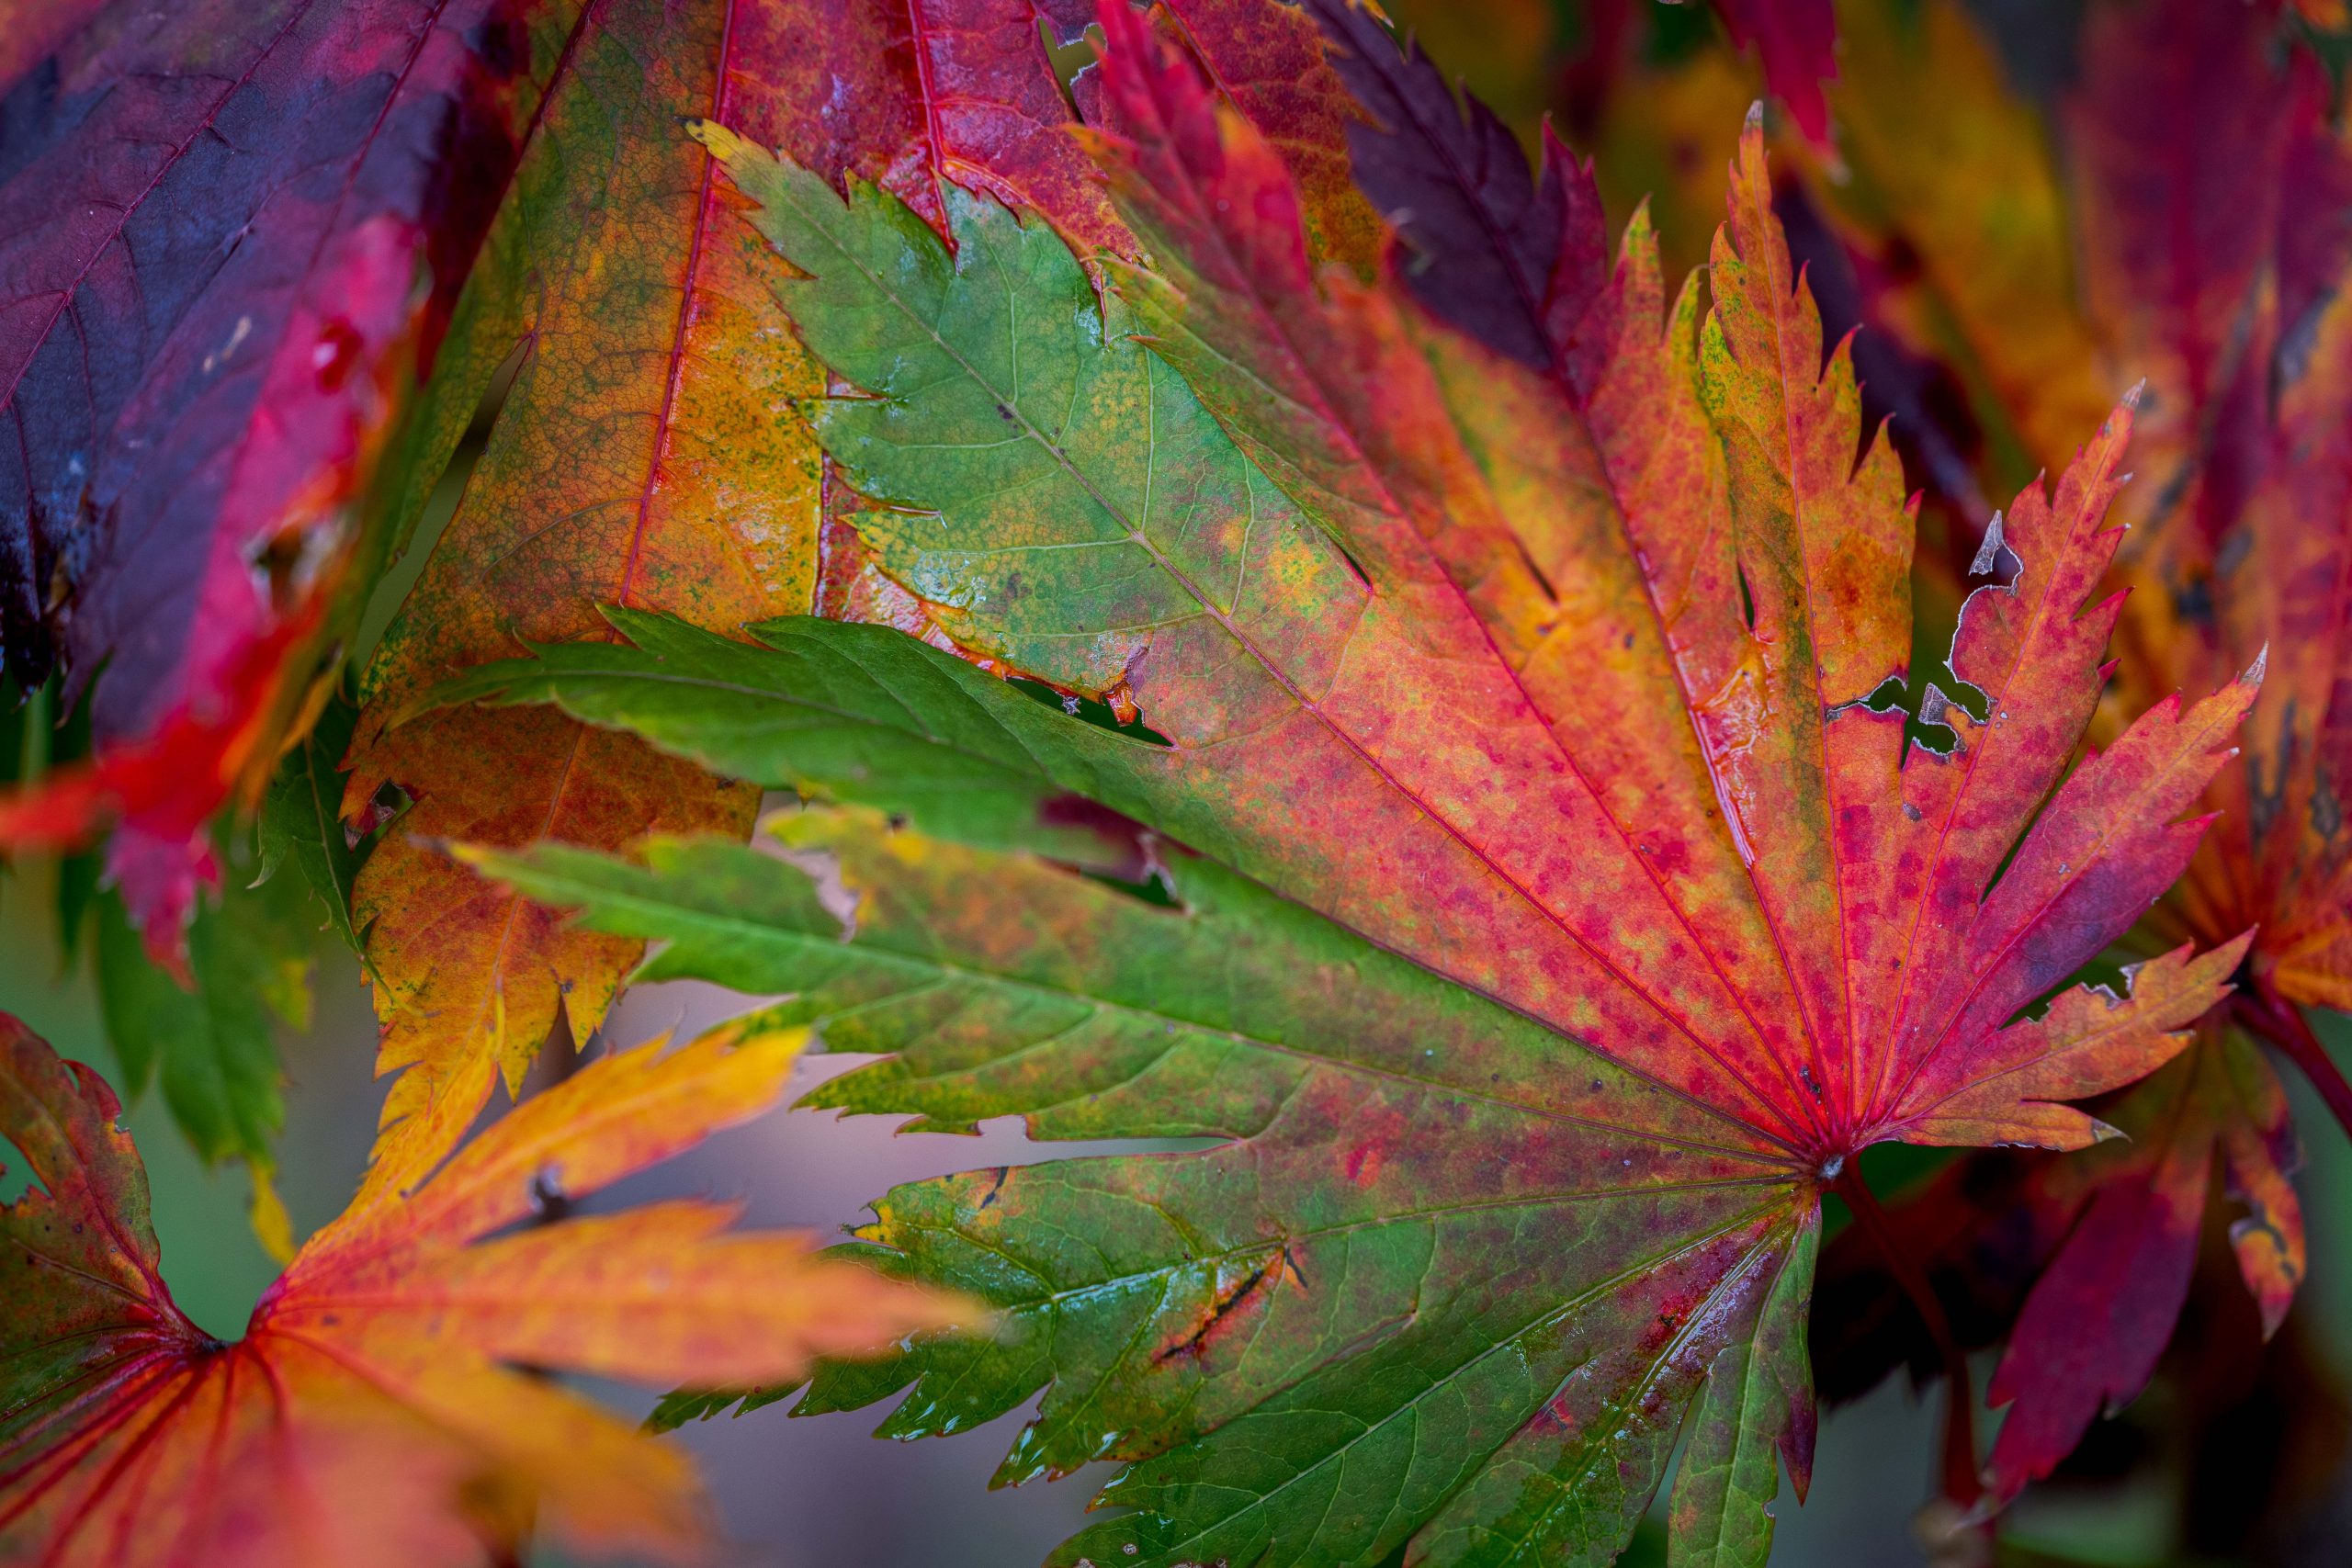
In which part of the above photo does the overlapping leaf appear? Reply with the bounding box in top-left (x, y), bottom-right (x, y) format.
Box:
top-left (418, 2), bottom-right (2258, 1555)
top-left (1810, 1020), bottom-right (2303, 1489)
top-left (344, 0), bottom-right (1129, 1157)
top-left (345, 0), bottom-right (784, 1159)
top-left (478, 805), bottom-right (1824, 1567)
top-left (1983, 1021), bottom-right (2301, 1489)
top-left (0, 1010), bottom-right (967, 1567)
top-left (1141, 0), bottom-right (1387, 276)
top-left (0, 0), bottom-right (586, 953)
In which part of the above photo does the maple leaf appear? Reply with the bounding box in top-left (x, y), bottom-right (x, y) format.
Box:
top-left (1781, 0), bottom-right (2352, 1498)
top-left (1809, 1020), bottom-right (2303, 1467)
top-left (0, 0), bottom-right (581, 958)
top-left (2061, 0), bottom-right (2352, 1038)
top-left (0, 1008), bottom-right (968, 1567)
top-left (1779, 0), bottom-right (2113, 490)
top-left (1306, 0), bottom-right (1610, 378)
top-left (469, 804), bottom-right (1828, 1567)
top-left (1128, 0), bottom-right (1389, 277)
top-left (1322, 0), bottom-right (1989, 571)
top-left (343, 0), bottom-right (1123, 1159)
top-left (418, 0), bottom-right (2260, 1548)
top-left (1984, 1021), bottom-right (2302, 1479)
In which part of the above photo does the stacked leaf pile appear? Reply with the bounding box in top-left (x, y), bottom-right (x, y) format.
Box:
top-left (3, 0), bottom-right (2349, 1562)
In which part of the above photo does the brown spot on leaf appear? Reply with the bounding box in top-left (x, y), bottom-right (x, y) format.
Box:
top-left (1154, 1248), bottom-right (1297, 1365)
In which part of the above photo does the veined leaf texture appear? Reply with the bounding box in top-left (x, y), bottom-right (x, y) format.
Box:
top-left (0, 1010), bottom-right (967, 1566)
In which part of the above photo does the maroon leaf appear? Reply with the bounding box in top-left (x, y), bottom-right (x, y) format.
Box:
top-left (1306, 0), bottom-right (1604, 377)
top-left (0, 0), bottom-right (574, 951)
top-left (1711, 0), bottom-right (1837, 145)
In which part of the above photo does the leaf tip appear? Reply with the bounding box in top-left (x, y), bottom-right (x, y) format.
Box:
top-left (685, 118), bottom-right (758, 172)
top-left (2212, 928), bottom-right (2259, 977)
top-left (1967, 510), bottom-right (2008, 577)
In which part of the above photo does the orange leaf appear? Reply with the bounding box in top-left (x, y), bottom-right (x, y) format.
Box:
top-left (0, 1011), bottom-right (970, 1567)
top-left (348, 0), bottom-right (1112, 1152)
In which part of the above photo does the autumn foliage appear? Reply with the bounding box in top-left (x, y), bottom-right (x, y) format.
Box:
top-left (3, 0), bottom-right (2350, 1563)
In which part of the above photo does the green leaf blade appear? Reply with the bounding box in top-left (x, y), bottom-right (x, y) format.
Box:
top-left (468, 811), bottom-right (1808, 1566)
top-left (255, 690), bottom-right (368, 955)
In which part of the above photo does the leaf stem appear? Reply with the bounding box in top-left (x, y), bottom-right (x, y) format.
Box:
top-left (1831, 1161), bottom-right (1983, 1507)
top-left (2246, 984), bottom-right (2352, 1141)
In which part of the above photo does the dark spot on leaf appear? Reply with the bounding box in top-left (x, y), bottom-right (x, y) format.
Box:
top-left (530, 1164), bottom-right (570, 1221)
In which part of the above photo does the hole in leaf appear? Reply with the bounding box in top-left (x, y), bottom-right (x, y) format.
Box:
top-left (1079, 862), bottom-right (1182, 908)
top-left (352, 779), bottom-right (413, 841)
top-left (1037, 17), bottom-right (1104, 116)
top-left (1967, 510), bottom-right (2021, 586)
top-left (1036, 793), bottom-right (1161, 883)
top-left (1859, 673), bottom-right (1908, 712)
top-left (1908, 683), bottom-right (1962, 756)
top-left (2006, 943), bottom-right (2139, 1029)
top-left (1009, 675), bottom-right (1171, 746)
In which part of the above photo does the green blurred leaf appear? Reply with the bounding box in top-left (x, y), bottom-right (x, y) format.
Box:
top-left (92, 832), bottom-right (312, 1170)
top-left (255, 688), bottom-right (370, 954)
